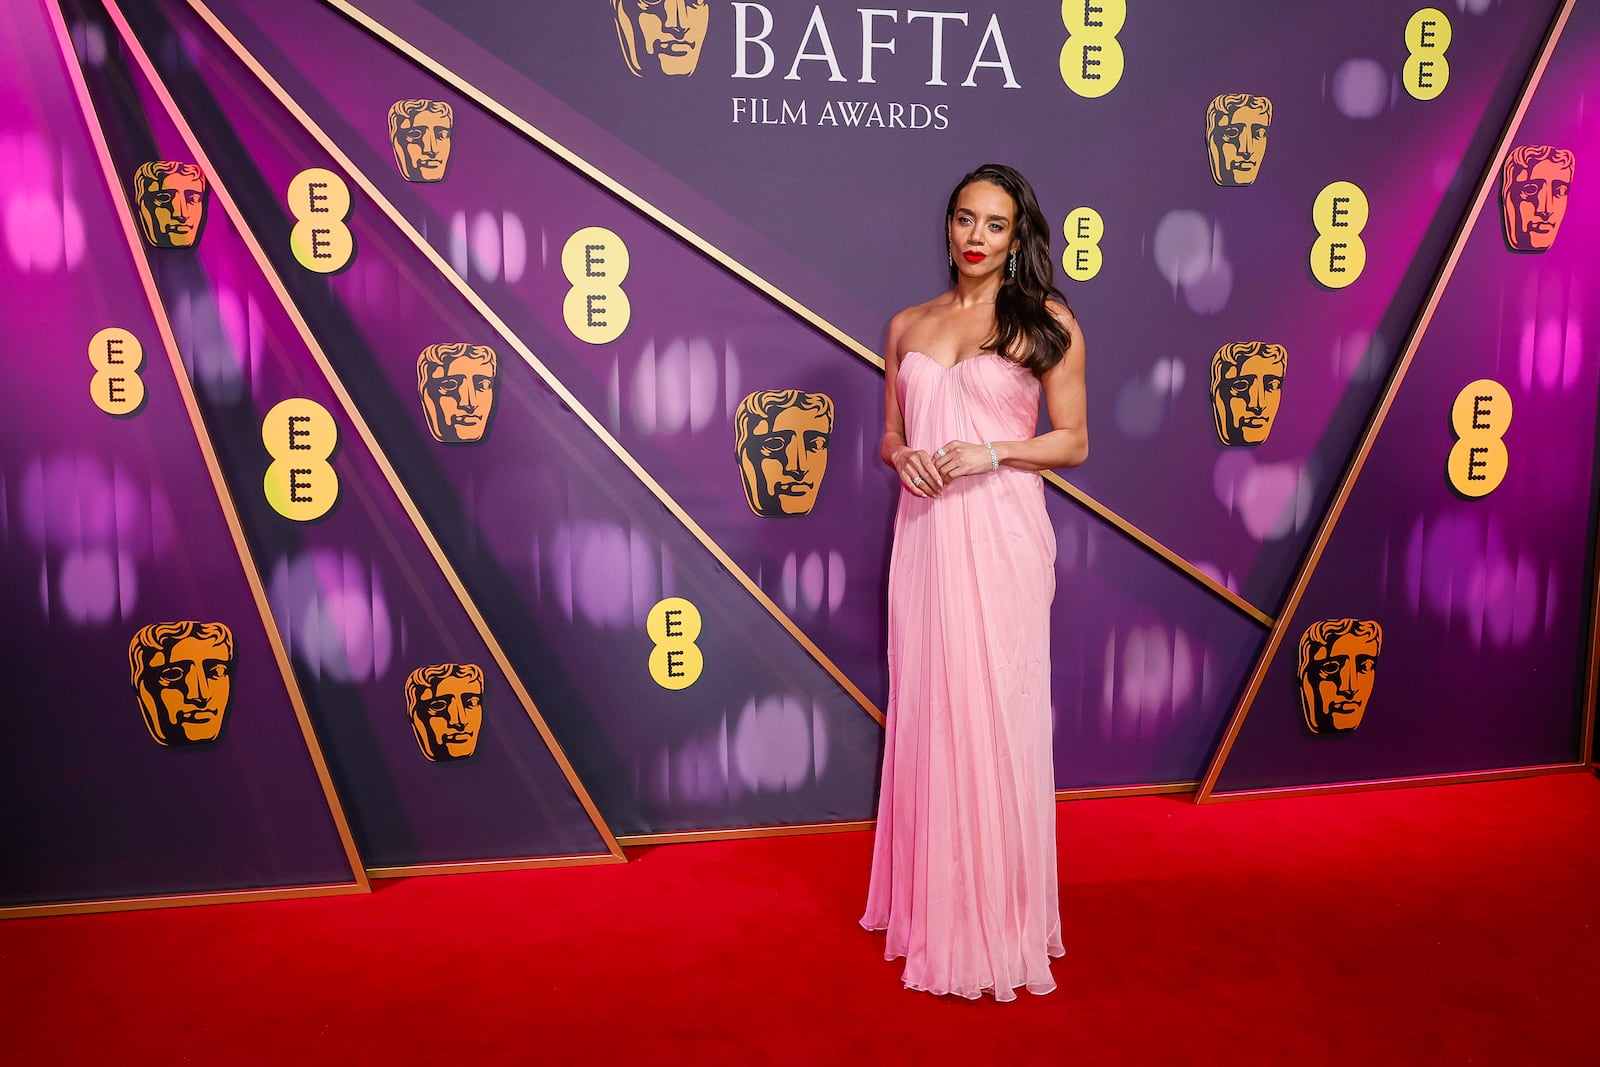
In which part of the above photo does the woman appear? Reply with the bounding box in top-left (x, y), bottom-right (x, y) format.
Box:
top-left (860, 163), bottom-right (1088, 1000)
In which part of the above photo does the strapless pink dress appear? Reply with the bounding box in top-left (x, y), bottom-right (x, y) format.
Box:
top-left (861, 351), bottom-right (1062, 1000)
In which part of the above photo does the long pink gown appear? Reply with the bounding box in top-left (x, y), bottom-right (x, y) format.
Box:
top-left (861, 351), bottom-right (1063, 1001)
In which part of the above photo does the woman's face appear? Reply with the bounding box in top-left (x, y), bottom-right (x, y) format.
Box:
top-left (948, 180), bottom-right (1019, 279)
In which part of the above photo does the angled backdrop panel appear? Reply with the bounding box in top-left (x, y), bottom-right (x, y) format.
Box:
top-left (1210, 0), bottom-right (1597, 795)
top-left (1, 0), bottom-right (362, 909)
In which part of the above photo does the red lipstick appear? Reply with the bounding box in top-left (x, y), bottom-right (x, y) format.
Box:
top-left (962, 251), bottom-right (986, 263)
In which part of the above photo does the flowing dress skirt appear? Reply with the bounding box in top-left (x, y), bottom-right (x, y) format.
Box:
top-left (861, 351), bottom-right (1063, 1000)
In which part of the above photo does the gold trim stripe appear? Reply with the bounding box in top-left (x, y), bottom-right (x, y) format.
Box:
top-left (1056, 780), bottom-right (1195, 801)
top-left (0, 883), bottom-right (367, 921)
top-left (35, 0), bottom-right (371, 910)
top-left (1203, 763), bottom-right (1588, 804)
top-left (617, 820), bottom-right (876, 847)
top-left (187, 0), bottom-right (887, 727)
top-left (311, 0), bottom-right (1270, 629)
top-left (1195, 0), bottom-right (1580, 803)
top-left (617, 782), bottom-right (1201, 846)
top-left (1041, 473), bottom-right (1271, 625)
top-left (367, 854), bottom-right (624, 879)
top-left (103, 0), bottom-right (626, 860)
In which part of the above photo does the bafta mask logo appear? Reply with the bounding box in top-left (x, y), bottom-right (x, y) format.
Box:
top-left (735, 389), bottom-right (833, 517)
top-left (1211, 342), bottom-right (1286, 446)
top-left (128, 622), bottom-right (235, 747)
top-left (406, 663), bottom-right (485, 762)
top-left (133, 162), bottom-right (207, 248)
top-left (1206, 93), bottom-right (1272, 187)
top-left (1297, 619), bottom-right (1382, 734)
top-left (611, 0), bottom-right (709, 77)
top-left (418, 343), bottom-right (498, 444)
top-left (1501, 145), bottom-right (1574, 252)
top-left (389, 100), bottom-right (454, 183)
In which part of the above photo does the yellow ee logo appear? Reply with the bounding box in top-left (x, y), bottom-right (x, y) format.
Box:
top-left (1310, 181), bottom-right (1369, 289)
top-left (1061, 207), bottom-right (1103, 281)
top-left (1447, 379), bottom-right (1511, 497)
top-left (562, 226), bottom-right (631, 345)
top-left (89, 327), bottom-right (145, 416)
top-left (288, 168), bottom-right (354, 274)
top-left (1403, 9), bottom-right (1451, 101)
top-left (1060, 0), bottom-right (1125, 99)
top-left (647, 596), bottom-right (703, 691)
top-left (263, 397), bottom-right (339, 521)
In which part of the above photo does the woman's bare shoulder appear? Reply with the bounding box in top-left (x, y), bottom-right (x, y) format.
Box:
top-left (1046, 299), bottom-right (1080, 333)
top-left (889, 293), bottom-right (955, 352)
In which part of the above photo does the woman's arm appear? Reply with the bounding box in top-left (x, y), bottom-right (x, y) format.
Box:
top-left (933, 308), bottom-right (1088, 479)
top-left (882, 309), bottom-right (946, 497)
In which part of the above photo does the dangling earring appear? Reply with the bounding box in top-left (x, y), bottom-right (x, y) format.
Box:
top-left (1006, 250), bottom-right (1018, 278)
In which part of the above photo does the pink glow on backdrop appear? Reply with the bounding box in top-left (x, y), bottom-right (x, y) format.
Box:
top-left (545, 520), bottom-right (658, 628)
top-left (1402, 512), bottom-right (1545, 648)
top-left (1, 133), bottom-right (86, 272)
top-left (268, 549), bottom-right (394, 684)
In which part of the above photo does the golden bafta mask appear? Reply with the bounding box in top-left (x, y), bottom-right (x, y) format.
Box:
top-left (406, 664), bottom-right (485, 762)
top-left (1297, 619), bottom-right (1382, 734)
top-left (611, 0), bottom-right (709, 77)
top-left (133, 162), bottom-right (207, 248)
top-left (389, 100), bottom-right (454, 183)
top-left (735, 389), bottom-right (834, 517)
top-left (1501, 145), bottom-right (1574, 252)
top-left (418, 344), bottom-right (498, 444)
top-left (1206, 94), bottom-right (1272, 187)
top-left (128, 622), bottom-right (235, 747)
top-left (1211, 342), bottom-right (1286, 446)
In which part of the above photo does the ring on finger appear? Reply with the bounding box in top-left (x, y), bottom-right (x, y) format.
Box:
top-left (913, 475), bottom-right (924, 486)
top-left (936, 447), bottom-right (947, 458)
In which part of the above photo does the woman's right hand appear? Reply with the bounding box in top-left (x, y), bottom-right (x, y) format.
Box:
top-left (894, 447), bottom-right (945, 497)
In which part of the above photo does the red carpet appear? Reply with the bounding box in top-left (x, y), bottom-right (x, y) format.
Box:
top-left (4, 772), bottom-right (1598, 1065)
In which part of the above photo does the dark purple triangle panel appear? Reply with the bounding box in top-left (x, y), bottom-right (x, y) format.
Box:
top-left (0, 0), bottom-right (357, 906)
top-left (1214, 1), bottom-right (1598, 793)
top-left (71, 0), bottom-right (615, 866)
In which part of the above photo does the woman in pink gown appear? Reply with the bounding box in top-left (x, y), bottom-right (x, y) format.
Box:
top-left (861, 164), bottom-right (1089, 1000)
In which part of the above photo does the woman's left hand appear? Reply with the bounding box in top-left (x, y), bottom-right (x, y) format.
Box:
top-left (933, 440), bottom-right (995, 481)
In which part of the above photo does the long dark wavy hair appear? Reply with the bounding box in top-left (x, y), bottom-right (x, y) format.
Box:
top-left (946, 163), bottom-right (1073, 378)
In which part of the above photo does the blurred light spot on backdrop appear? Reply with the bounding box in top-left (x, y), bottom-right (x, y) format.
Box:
top-left (448, 210), bottom-right (525, 284)
top-left (1, 133), bottom-right (86, 272)
top-left (1457, 0), bottom-right (1493, 14)
top-left (637, 337), bottom-right (719, 435)
top-left (1404, 512), bottom-right (1544, 648)
top-left (733, 694), bottom-right (815, 791)
top-left (19, 452), bottom-right (174, 623)
top-left (268, 549), bottom-right (394, 684)
top-left (67, 20), bottom-right (106, 65)
top-left (57, 548), bottom-right (135, 625)
top-left (548, 520), bottom-right (646, 628)
top-left (1213, 452), bottom-right (1315, 542)
top-left (1330, 58), bottom-right (1390, 119)
top-left (1331, 330), bottom-right (1387, 385)
top-left (1113, 357), bottom-right (1184, 440)
top-left (1100, 625), bottom-right (1197, 737)
top-left (169, 286), bottom-right (249, 405)
top-left (1516, 276), bottom-right (1584, 393)
top-left (779, 550), bottom-right (847, 615)
top-left (1152, 210), bottom-right (1231, 314)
